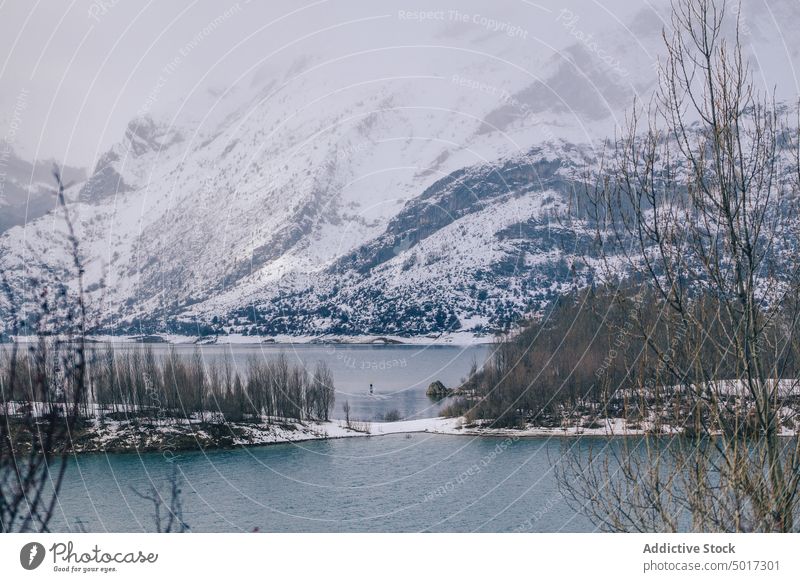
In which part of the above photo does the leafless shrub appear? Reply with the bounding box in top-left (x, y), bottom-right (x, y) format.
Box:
top-left (383, 409), bottom-right (402, 422)
top-left (555, 0), bottom-right (800, 532)
top-left (131, 465), bottom-right (190, 533)
top-left (0, 167), bottom-right (87, 532)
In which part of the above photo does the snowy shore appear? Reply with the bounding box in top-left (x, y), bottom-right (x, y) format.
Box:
top-left (69, 410), bottom-right (800, 454)
top-left (66, 415), bottom-right (655, 455)
top-left (9, 332), bottom-right (495, 347)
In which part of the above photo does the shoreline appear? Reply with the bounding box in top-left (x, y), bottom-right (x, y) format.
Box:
top-left (14, 407), bottom-right (800, 456)
top-left (61, 415), bottom-right (663, 456)
top-left (7, 332), bottom-right (498, 347)
top-left (64, 414), bottom-right (800, 455)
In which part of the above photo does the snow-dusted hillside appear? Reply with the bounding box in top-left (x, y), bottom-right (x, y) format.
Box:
top-left (1, 0), bottom-right (799, 339)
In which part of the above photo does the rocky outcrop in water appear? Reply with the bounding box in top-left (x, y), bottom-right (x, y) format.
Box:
top-left (426, 381), bottom-right (450, 399)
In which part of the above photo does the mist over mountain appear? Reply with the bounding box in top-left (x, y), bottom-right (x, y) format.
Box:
top-left (1, 0), bottom-right (799, 340)
top-left (0, 144), bottom-right (86, 233)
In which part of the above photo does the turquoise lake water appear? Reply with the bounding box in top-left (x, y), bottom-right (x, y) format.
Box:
top-left (39, 344), bottom-right (596, 532)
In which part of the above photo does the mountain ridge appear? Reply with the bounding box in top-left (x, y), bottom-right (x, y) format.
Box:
top-left (2, 0), bottom-right (798, 339)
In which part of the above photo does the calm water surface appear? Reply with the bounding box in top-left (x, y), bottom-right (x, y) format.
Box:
top-left (43, 344), bottom-right (593, 532)
top-left (52, 434), bottom-right (594, 533)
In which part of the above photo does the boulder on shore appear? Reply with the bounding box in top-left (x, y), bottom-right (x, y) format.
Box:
top-left (426, 380), bottom-right (450, 399)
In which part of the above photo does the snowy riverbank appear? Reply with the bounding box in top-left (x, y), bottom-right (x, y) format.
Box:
top-left (68, 416), bottom-right (462, 453)
top-left (8, 332), bottom-right (496, 346)
top-left (65, 415), bottom-right (661, 455)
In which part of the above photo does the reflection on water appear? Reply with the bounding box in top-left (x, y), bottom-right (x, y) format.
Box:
top-left (82, 343), bottom-right (490, 420)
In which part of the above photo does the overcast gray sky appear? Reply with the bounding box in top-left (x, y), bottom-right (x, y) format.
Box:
top-left (2, 0), bottom-right (795, 171)
top-left (0, 0), bottom-right (655, 169)
top-left (0, 0), bottom-right (275, 169)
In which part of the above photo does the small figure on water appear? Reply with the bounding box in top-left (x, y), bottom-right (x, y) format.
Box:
top-left (369, 383), bottom-right (374, 395)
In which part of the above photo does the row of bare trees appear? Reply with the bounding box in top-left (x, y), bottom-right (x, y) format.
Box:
top-left (457, 288), bottom-right (630, 428)
top-left (2, 346), bottom-right (336, 423)
top-left (460, 284), bottom-right (800, 431)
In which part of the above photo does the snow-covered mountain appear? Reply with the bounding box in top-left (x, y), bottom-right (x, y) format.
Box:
top-left (0, 144), bottom-right (85, 234)
top-left (1, 0), bottom-right (799, 339)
